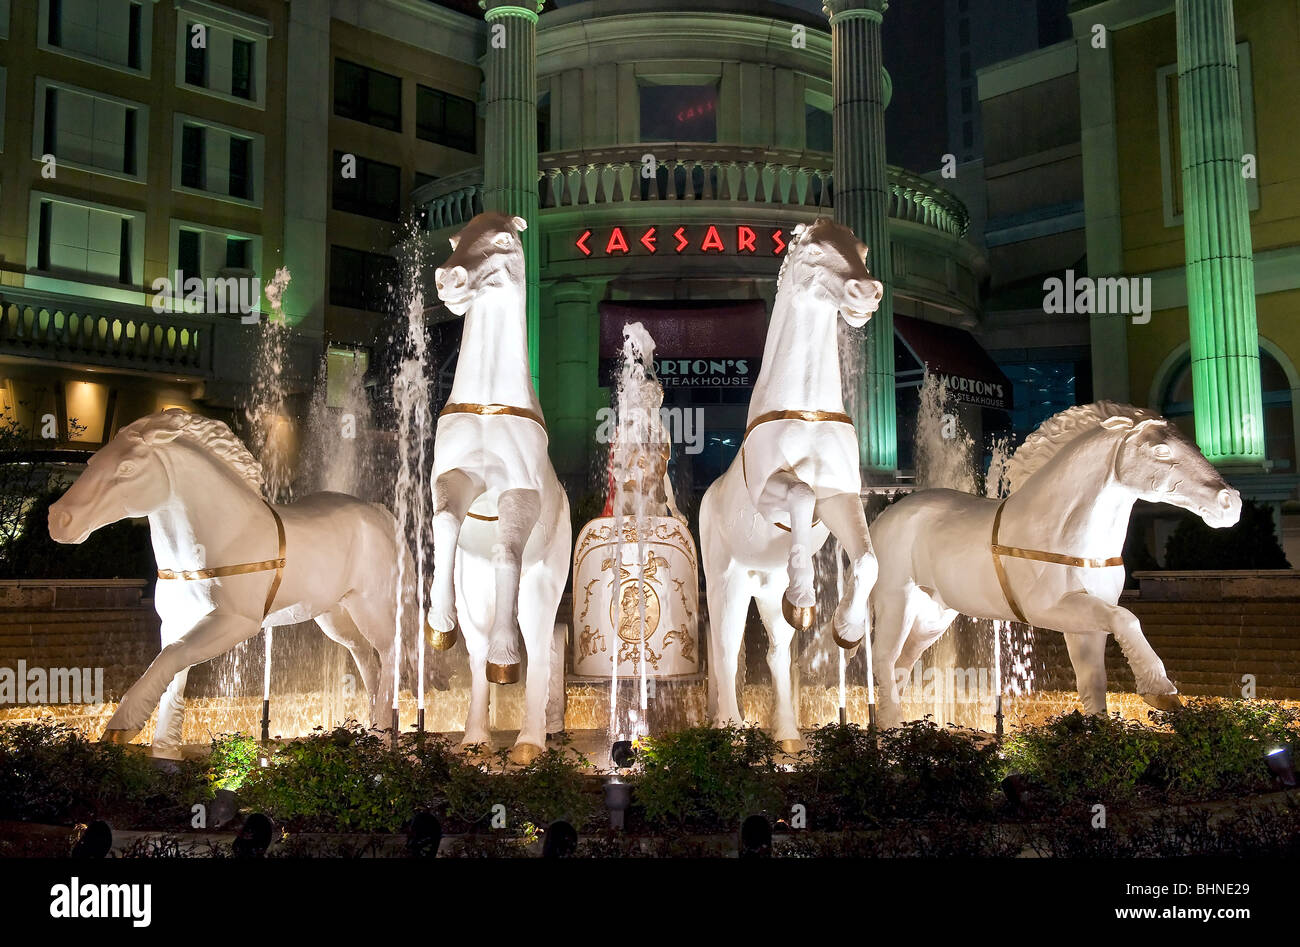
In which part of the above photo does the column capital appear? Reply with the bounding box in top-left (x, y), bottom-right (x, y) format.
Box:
top-left (823, 0), bottom-right (888, 24)
top-left (481, 0), bottom-right (544, 20)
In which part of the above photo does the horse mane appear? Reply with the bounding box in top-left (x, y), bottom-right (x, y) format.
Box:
top-left (1006, 401), bottom-right (1160, 492)
top-left (121, 409), bottom-right (266, 495)
top-left (775, 217), bottom-right (832, 292)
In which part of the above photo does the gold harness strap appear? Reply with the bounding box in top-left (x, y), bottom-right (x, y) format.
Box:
top-left (740, 409), bottom-right (854, 532)
top-left (156, 501), bottom-right (287, 619)
top-left (991, 497), bottom-right (1124, 624)
top-left (440, 401), bottom-right (548, 434)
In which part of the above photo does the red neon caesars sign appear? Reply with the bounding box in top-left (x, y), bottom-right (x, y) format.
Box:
top-left (574, 225), bottom-right (788, 258)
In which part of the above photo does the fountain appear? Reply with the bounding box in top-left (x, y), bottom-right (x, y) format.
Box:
top-left (573, 321), bottom-right (699, 761)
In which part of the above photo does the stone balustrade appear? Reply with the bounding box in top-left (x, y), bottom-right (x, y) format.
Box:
top-left (416, 146), bottom-right (970, 239)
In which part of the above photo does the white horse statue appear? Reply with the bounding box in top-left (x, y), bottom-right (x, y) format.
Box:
top-left (426, 211), bottom-right (571, 765)
top-left (47, 409), bottom-right (408, 753)
top-left (869, 402), bottom-right (1243, 728)
top-left (700, 218), bottom-right (884, 750)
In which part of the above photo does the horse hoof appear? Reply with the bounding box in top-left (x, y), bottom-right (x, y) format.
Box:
top-left (831, 623), bottom-right (864, 650)
top-left (486, 662), bottom-right (521, 685)
top-left (508, 743), bottom-right (543, 765)
top-left (150, 744), bottom-right (184, 761)
top-left (778, 738), bottom-right (802, 754)
top-left (1142, 692), bottom-right (1183, 712)
top-left (781, 597), bottom-right (817, 632)
top-left (425, 618), bottom-right (458, 651)
top-left (101, 728), bottom-right (141, 746)
top-left (459, 740), bottom-right (492, 759)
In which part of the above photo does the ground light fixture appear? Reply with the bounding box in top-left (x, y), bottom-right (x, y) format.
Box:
top-left (1265, 746), bottom-right (1296, 788)
top-left (1001, 773), bottom-right (1036, 811)
top-left (603, 776), bottom-right (633, 830)
top-left (610, 739), bottom-right (637, 768)
top-left (233, 813), bottom-right (274, 857)
top-left (542, 820), bottom-right (579, 857)
top-left (71, 820), bottom-right (113, 859)
top-left (739, 815), bottom-right (772, 858)
top-left (407, 812), bottom-right (442, 858)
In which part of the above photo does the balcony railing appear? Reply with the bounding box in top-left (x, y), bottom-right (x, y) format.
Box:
top-left (0, 289), bottom-right (213, 376)
top-left (417, 145), bottom-right (970, 239)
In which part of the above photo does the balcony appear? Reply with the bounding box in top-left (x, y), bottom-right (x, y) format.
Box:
top-left (0, 288), bottom-right (216, 378)
top-left (417, 145), bottom-right (971, 240)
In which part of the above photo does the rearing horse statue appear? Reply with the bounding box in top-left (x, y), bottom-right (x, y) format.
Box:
top-left (700, 218), bottom-right (884, 750)
top-left (425, 211), bottom-right (571, 765)
top-left (868, 402), bottom-right (1243, 728)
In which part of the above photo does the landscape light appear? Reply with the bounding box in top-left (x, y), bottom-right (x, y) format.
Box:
top-left (406, 812), bottom-right (442, 858)
top-left (71, 820), bottom-right (113, 859)
top-left (542, 820), bottom-right (578, 858)
top-left (603, 776), bottom-right (633, 830)
top-left (739, 815), bottom-right (772, 858)
top-left (1265, 746), bottom-right (1296, 788)
top-left (610, 740), bottom-right (637, 768)
top-left (232, 813), bottom-right (274, 858)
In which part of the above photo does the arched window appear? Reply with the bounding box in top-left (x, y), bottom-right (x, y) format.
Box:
top-left (1161, 349), bottom-right (1295, 471)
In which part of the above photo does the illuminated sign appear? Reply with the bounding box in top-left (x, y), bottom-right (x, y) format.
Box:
top-left (574, 226), bottom-right (787, 258)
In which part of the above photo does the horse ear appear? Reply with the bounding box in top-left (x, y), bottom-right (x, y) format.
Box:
top-left (792, 223), bottom-right (807, 238)
top-left (511, 216), bottom-right (528, 233)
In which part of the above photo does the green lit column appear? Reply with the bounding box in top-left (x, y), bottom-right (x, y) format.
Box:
top-left (481, 0), bottom-right (544, 393)
top-left (824, 0), bottom-right (895, 475)
top-left (1177, 0), bottom-right (1264, 464)
top-left (551, 279), bottom-right (593, 482)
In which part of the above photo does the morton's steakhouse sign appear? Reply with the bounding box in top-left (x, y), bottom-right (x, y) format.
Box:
top-left (574, 225), bottom-right (789, 257)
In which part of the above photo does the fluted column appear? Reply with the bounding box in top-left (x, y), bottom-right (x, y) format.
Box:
top-left (824, 0), bottom-right (895, 475)
top-left (481, 0), bottom-right (544, 392)
top-left (1177, 0), bottom-right (1263, 464)
top-left (551, 279), bottom-right (593, 481)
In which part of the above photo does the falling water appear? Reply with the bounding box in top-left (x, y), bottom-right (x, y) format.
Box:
top-left (390, 262), bottom-right (434, 734)
top-left (606, 324), bottom-right (669, 749)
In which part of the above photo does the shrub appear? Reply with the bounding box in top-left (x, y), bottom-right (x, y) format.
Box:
top-left (879, 719), bottom-right (1001, 818)
top-left (207, 733), bottom-right (261, 792)
top-left (1163, 498), bottom-right (1289, 569)
top-left (0, 721), bottom-right (204, 826)
top-left (1003, 710), bottom-right (1164, 806)
top-left (240, 724), bottom-right (459, 832)
top-left (634, 725), bottom-right (782, 831)
top-left (1153, 699), bottom-right (1300, 800)
top-left (789, 723), bottom-right (888, 829)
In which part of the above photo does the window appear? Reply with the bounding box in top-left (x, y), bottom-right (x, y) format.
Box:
top-left (176, 17), bottom-right (266, 105)
top-left (174, 116), bottom-right (261, 203)
top-left (640, 83), bottom-right (718, 142)
top-left (960, 52), bottom-right (971, 79)
top-left (44, 0), bottom-right (147, 72)
top-left (33, 195), bottom-right (141, 287)
top-left (226, 237), bottom-right (250, 270)
top-left (962, 121), bottom-right (974, 148)
top-left (332, 151), bottom-right (402, 221)
top-left (958, 19), bottom-right (970, 46)
top-left (335, 59), bottom-right (401, 132)
top-left (961, 85), bottom-right (972, 114)
top-left (181, 124), bottom-right (205, 188)
top-left (330, 246), bottom-right (397, 311)
top-left (416, 85), bottom-right (476, 151)
top-left (169, 220), bottom-right (261, 286)
top-left (805, 101), bottom-right (832, 152)
top-left (326, 347), bottom-right (371, 408)
top-left (177, 228), bottom-right (200, 278)
top-left (229, 137), bottom-right (250, 199)
top-left (36, 81), bottom-right (146, 180)
top-left (228, 39), bottom-right (252, 100)
top-left (184, 22), bottom-right (206, 86)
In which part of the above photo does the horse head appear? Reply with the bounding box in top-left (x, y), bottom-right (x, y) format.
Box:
top-left (1109, 414), bottom-right (1242, 528)
top-left (782, 217), bottom-right (884, 327)
top-left (47, 412), bottom-right (186, 544)
top-left (434, 211), bottom-right (528, 316)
